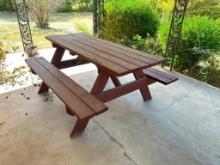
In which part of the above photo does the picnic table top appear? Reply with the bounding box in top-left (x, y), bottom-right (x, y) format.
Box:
top-left (46, 33), bottom-right (165, 76)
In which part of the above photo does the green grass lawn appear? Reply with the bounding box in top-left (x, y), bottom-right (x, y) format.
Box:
top-left (0, 11), bottom-right (93, 52)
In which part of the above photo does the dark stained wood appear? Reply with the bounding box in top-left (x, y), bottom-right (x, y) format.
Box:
top-left (44, 33), bottom-right (177, 103)
top-left (46, 34), bottom-right (165, 76)
top-left (133, 70), bottom-right (152, 101)
top-left (26, 57), bottom-right (108, 137)
top-left (26, 58), bottom-right (95, 119)
top-left (38, 82), bottom-right (49, 94)
top-left (27, 58), bottom-right (107, 119)
top-left (73, 34), bottom-right (158, 66)
top-left (36, 57), bottom-right (107, 114)
top-left (74, 33), bottom-right (164, 62)
top-left (95, 77), bottom-right (153, 103)
top-left (57, 59), bottom-right (89, 69)
top-left (71, 35), bottom-right (146, 67)
top-left (110, 76), bottom-right (121, 87)
top-left (91, 70), bottom-right (109, 95)
top-left (64, 35), bottom-right (138, 70)
top-left (26, 33), bottom-right (177, 138)
top-left (66, 106), bottom-right (75, 116)
top-left (38, 46), bottom-right (65, 93)
top-left (143, 68), bottom-right (178, 85)
top-left (48, 36), bottom-right (128, 76)
top-left (70, 118), bottom-right (90, 137)
top-left (51, 47), bottom-right (65, 67)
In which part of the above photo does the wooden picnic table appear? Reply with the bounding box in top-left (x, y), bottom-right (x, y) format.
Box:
top-left (40, 33), bottom-right (165, 102)
top-left (26, 33), bottom-right (178, 136)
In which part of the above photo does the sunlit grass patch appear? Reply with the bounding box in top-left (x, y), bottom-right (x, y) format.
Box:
top-left (0, 11), bottom-right (93, 52)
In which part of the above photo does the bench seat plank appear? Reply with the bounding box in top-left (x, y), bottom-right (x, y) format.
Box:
top-left (143, 68), bottom-right (178, 85)
top-left (36, 57), bottom-right (107, 114)
top-left (26, 57), bottom-right (107, 119)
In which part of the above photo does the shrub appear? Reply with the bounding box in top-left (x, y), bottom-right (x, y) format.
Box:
top-left (102, 0), bottom-right (159, 41)
top-left (147, 0), bottom-right (174, 18)
top-left (0, 0), bottom-right (14, 11)
top-left (76, 0), bottom-right (93, 11)
top-left (131, 35), bottom-right (163, 55)
top-left (65, 0), bottom-right (93, 12)
top-left (204, 56), bottom-right (220, 87)
top-left (190, 55), bottom-right (220, 88)
top-left (159, 16), bottom-right (220, 72)
top-left (27, 0), bottom-right (65, 28)
top-left (59, 0), bottom-right (73, 12)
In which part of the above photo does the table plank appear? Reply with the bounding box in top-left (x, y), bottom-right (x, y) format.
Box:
top-left (72, 35), bottom-right (146, 67)
top-left (64, 35), bottom-right (138, 70)
top-left (75, 33), bottom-right (164, 62)
top-left (46, 33), bottom-right (165, 76)
top-left (47, 35), bottom-right (129, 75)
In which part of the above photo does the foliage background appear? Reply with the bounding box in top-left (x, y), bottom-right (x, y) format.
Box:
top-left (102, 0), bottom-right (159, 42)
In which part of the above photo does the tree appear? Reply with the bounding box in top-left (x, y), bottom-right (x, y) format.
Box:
top-left (27, 0), bottom-right (65, 28)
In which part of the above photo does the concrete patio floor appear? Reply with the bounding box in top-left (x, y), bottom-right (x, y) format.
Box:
top-left (0, 68), bottom-right (220, 165)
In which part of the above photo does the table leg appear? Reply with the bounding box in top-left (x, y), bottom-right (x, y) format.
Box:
top-left (110, 76), bottom-right (121, 87)
top-left (91, 70), bottom-right (109, 95)
top-left (66, 105), bottom-right (75, 116)
top-left (70, 118), bottom-right (90, 137)
top-left (50, 47), bottom-right (65, 67)
top-left (38, 47), bottom-right (65, 94)
top-left (133, 70), bottom-right (152, 101)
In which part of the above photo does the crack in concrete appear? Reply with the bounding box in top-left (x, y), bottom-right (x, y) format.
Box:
top-left (93, 119), bottom-right (138, 165)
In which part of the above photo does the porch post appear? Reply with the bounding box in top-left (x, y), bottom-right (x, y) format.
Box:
top-left (13, 0), bottom-right (35, 56)
top-left (93, 0), bottom-right (104, 36)
top-left (165, 0), bottom-right (189, 70)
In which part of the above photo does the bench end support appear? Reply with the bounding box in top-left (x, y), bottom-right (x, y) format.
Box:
top-left (70, 119), bottom-right (90, 137)
top-left (38, 82), bottom-right (49, 94)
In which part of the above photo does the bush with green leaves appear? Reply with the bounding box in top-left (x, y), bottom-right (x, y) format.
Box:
top-left (76, 0), bottom-right (93, 11)
top-left (159, 16), bottom-right (220, 72)
top-left (203, 56), bottom-right (220, 88)
top-left (102, 0), bottom-right (159, 41)
top-left (131, 35), bottom-right (163, 55)
top-left (190, 55), bottom-right (220, 88)
top-left (0, 0), bottom-right (14, 11)
top-left (60, 0), bottom-right (73, 12)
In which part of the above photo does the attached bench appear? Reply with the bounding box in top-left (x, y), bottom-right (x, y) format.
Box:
top-left (143, 67), bottom-right (178, 85)
top-left (26, 57), bottom-right (108, 137)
